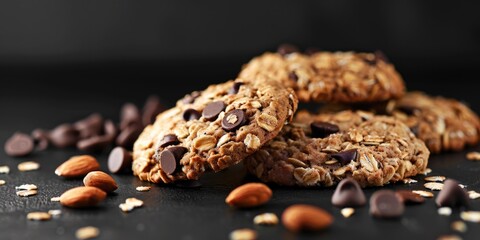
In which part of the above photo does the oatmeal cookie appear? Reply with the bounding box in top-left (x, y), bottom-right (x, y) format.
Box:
top-left (133, 79), bottom-right (298, 184)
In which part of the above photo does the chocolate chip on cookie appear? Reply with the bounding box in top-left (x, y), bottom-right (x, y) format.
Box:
top-left (158, 134), bottom-right (180, 148)
top-left (158, 150), bottom-right (177, 175)
top-left (183, 108), bottom-right (201, 121)
top-left (330, 149), bottom-right (358, 165)
top-left (202, 101), bottom-right (226, 121)
top-left (222, 109), bottom-right (247, 131)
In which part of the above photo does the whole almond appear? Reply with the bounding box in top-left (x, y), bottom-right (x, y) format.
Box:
top-left (60, 186), bottom-right (106, 208)
top-left (282, 204), bottom-right (333, 232)
top-left (55, 155), bottom-right (100, 178)
top-left (225, 183), bottom-right (272, 208)
top-left (83, 171), bottom-right (118, 193)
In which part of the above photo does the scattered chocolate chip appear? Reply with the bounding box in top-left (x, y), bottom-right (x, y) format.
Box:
top-left (331, 178), bottom-right (366, 207)
top-left (108, 146), bottom-right (133, 174)
top-left (374, 50), bottom-right (389, 63)
top-left (310, 121), bottom-right (340, 138)
top-left (288, 72), bottom-right (298, 81)
top-left (305, 47), bottom-right (320, 55)
top-left (142, 95), bottom-right (164, 126)
top-left (74, 113), bottom-right (104, 139)
top-left (116, 124), bottom-right (143, 149)
top-left (120, 103), bottom-right (141, 130)
top-left (330, 149), bottom-right (357, 165)
top-left (370, 190), bottom-right (404, 218)
top-left (202, 101), bottom-right (226, 121)
top-left (103, 120), bottom-right (118, 141)
top-left (181, 91), bottom-right (200, 104)
top-left (222, 109), bottom-right (247, 131)
top-left (167, 146), bottom-right (188, 161)
top-left (77, 136), bottom-right (111, 152)
top-left (229, 82), bottom-right (244, 95)
top-left (395, 190), bottom-right (425, 204)
top-left (31, 129), bottom-right (49, 151)
top-left (175, 180), bottom-right (202, 188)
top-left (4, 132), bottom-right (35, 157)
top-left (49, 124), bottom-right (79, 148)
top-left (277, 44), bottom-right (299, 56)
top-left (183, 109), bottom-right (201, 121)
top-left (435, 179), bottom-right (470, 208)
top-left (158, 134), bottom-right (180, 148)
top-left (159, 150), bottom-right (176, 174)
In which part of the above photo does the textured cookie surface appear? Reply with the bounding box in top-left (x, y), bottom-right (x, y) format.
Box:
top-left (245, 111), bottom-right (429, 187)
top-left (133, 79), bottom-right (298, 184)
top-left (239, 51), bottom-right (405, 103)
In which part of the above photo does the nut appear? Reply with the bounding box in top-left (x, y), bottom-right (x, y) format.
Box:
top-left (83, 171), bottom-right (118, 193)
top-left (225, 183), bottom-right (272, 208)
top-left (60, 186), bottom-right (107, 208)
top-left (282, 204), bottom-right (333, 232)
top-left (55, 155), bottom-right (100, 178)
top-left (257, 113), bottom-right (278, 132)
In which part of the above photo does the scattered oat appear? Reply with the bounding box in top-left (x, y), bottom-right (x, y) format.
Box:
top-left (438, 207), bottom-right (452, 216)
top-left (253, 213), bottom-right (279, 225)
top-left (425, 176), bottom-right (446, 182)
top-left (460, 211), bottom-right (480, 223)
top-left (422, 168), bottom-right (432, 175)
top-left (466, 151), bottom-right (480, 161)
top-left (468, 190), bottom-right (480, 200)
top-left (402, 178), bottom-right (418, 184)
top-left (412, 190), bottom-right (434, 198)
top-left (48, 209), bottom-right (62, 217)
top-left (0, 180), bottom-right (5, 186)
top-left (18, 161), bottom-right (40, 172)
top-left (136, 186), bottom-right (151, 192)
top-left (51, 196), bottom-right (61, 202)
top-left (229, 228), bottom-right (257, 240)
top-left (15, 184), bottom-right (37, 191)
top-left (0, 166), bottom-right (10, 174)
top-left (451, 221), bottom-right (467, 233)
top-left (119, 203), bottom-right (135, 212)
top-left (437, 235), bottom-right (462, 240)
top-left (125, 198), bottom-right (144, 208)
top-left (27, 212), bottom-right (51, 221)
top-left (16, 189), bottom-right (38, 197)
top-left (424, 182), bottom-right (444, 191)
top-left (76, 226), bottom-right (100, 240)
top-left (341, 208), bottom-right (355, 218)
top-left (459, 184), bottom-right (467, 189)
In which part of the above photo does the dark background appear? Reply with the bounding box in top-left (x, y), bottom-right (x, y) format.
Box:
top-left (1, 1), bottom-right (480, 240)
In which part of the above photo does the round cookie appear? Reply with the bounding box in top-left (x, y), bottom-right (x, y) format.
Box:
top-left (133, 79), bottom-right (298, 184)
top-left (239, 50), bottom-right (405, 103)
top-left (244, 111), bottom-right (429, 187)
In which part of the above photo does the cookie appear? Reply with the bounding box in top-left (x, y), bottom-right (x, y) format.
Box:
top-left (239, 50), bottom-right (405, 103)
top-left (244, 111), bottom-right (429, 187)
top-left (133, 79), bottom-right (298, 184)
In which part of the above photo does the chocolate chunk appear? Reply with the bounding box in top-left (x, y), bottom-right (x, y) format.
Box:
top-left (435, 179), bottom-right (470, 208)
top-left (395, 190), bottom-right (425, 204)
top-left (175, 180), bottom-right (202, 188)
top-left (183, 108), bottom-right (201, 121)
top-left (49, 123), bottom-right (79, 148)
top-left (4, 132), bottom-right (35, 157)
top-left (277, 44), bottom-right (299, 56)
top-left (31, 129), bottom-right (49, 151)
top-left (331, 178), bottom-right (366, 207)
top-left (331, 149), bottom-right (358, 165)
top-left (120, 103), bottom-right (141, 130)
top-left (222, 109), bottom-right (247, 131)
top-left (158, 134), bottom-right (180, 148)
top-left (142, 95), bottom-right (164, 126)
top-left (181, 91), bottom-right (200, 104)
top-left (103, 120), bottom-right (118, 141)
top-left (167, 146), bottom-right (188, 161)
top-left (77, 135), bottom-right (111, 152)
top-left (116, 124), bottom-right (143, 149)
top-left (159, 150), bottom-right (176, 174)
top-left (370, 190), bottom-right (404, 218)
top-left (310, 121), bottom-right (340, 138)
top-left (288, 72), bottom-right (298, 81)
top-left (108, 146), bottom-right (133, 174)
top-left (74, 113), bottom-right (104, 139)
top-left (202, 101), bottom-right (226, 121)
top-left (229, 82), bottom-right (244, 95)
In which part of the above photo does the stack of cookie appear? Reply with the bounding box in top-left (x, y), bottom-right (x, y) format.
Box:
top-left (132, 45), bottom-right (480, 187)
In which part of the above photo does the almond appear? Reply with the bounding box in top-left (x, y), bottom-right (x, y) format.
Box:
top-left (282, 204), bottom-right (333, 232)
top-left (60, 186), bottom-right (107, 208)
top-left (83, 171), bottom-right (118, 193)
top-left (225, 183), bottom-right (272, 208)
top-left (55, 155), bottom-right (100, 178)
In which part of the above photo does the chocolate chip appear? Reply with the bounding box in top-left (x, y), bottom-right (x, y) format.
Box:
top-left (108, 146), bottom-right (133, 174)
top-left (49, 124), bottom-right (80, 148)
top-left (77, 135), bottom-right (111, 152)
top-left (120, 103), bottom-right (141, 130)
top-left (4, 132), bottom-right (35, 157)
top-left (310, 121), bottom-right (340, 138)
top-left (228, 82), bottom-right (244, 95)
top-left (167, 146), bottom-right (188, 161)
top-left (202, 101), bottom-right (226, 121)
top-left (103, 120), bottom-right (118, 141)
top-left (222, 109), bottom-right (247, 131)
top-left (370, 190), bottom-right (404, 218)
top-left (395, 190), bottom-right (425, 204)
top-left (158, 134), bottom-right (180, 148)
top-left (159, 150), bottom-right (176, 174)
top-left (116, 124), bottom-right (143, 149)
top-left (288, 72), bottom-right (298, 81)
top-left (183, 108), bottom-right (201, 121)
top-left (175, 180), bottom-right (202, 188)
top-left (74, 113), bottom-right (104, 139)
top-left (435, 179), bottom-right (470, 208)
top-left (277, 44), bottom-right (299, 56)
top-left (330, 149), bottom-right (358, 165)
top-left (331, 178), bottom-right (366, 207)
top-left (31, 129), bottom-right (49, 151)
top-left (181, 91), bottom-right (200, 104)
top-left (142, 95), bottom-right (164, 126)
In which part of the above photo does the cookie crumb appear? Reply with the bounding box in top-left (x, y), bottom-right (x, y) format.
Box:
top-left (460, 211), bottom-right (480, 223)
top-left (468, 190), bottom-right (480, 199)
top-left (76, 226), bottom-right (100, 240)
top-left (341, 208), bottom-right (355, 218)
top-left (18, 161), bottom-right (40, 172)
top-left (438, 207), bottom-right (452, 216)
top-left (229, 228), bottom-right (257, 240)
top-left (402, 178), bottom-right (418, 184)
top-left (451, 221), bottom-right (467, 233)
top-left (422, 168), bottom-right (432, 175)
top-left (48, 209), bottom-right (62, 217)
top-left (253, 213), bottom-right (278, 225)
top-left (0, 166), bottom-right (10, 174)
top-left (412, 190), bottom-right (434, 198)
top-left (27, 212), bottom-right (51, 221)
top-left (424, 182), bottom-right (444, 191)
top-left (136, 186), bottom-right (151, 192)
top-left (425, 176), bottom-right (446, 182)
top-left (466, 151), bottom-right (480, 161)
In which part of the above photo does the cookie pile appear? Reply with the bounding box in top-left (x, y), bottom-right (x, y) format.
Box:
top-left (133, 45), bottom-right (479, 187)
